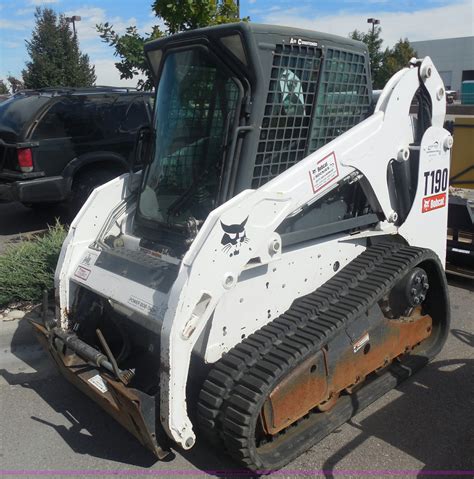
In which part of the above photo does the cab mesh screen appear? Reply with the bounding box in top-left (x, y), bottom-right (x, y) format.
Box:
top-left (308, 48), bottom-right (371, 152)
top-left (252, 44), bottom-right (322, 188)
top-left (252, 45), bottom-right (370, 188)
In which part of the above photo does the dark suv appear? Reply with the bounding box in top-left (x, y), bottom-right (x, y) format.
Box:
top-left (0, 87), bottom-right (152, 211)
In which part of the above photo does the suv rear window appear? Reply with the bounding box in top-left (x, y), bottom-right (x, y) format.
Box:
top-left (0, 94), bottom-right (50, 138)
top-left (32, 95), bottom-right (125, 140)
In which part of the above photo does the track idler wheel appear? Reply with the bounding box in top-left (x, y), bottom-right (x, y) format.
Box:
top-left (387, 267), bottom-right (429, 318)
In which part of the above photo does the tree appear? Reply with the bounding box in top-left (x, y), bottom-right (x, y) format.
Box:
top-left (7, 76), bottom-right (24, 93)
top-left (97, 0), bottom-right (246, 90)
top-left (22, 7), bottom-right (96, 89)
top-left (0, 80), bottom-right (9, 95)
top-left (379, 39), bottom-right (417, 86)
top-left (152, 0), bottom-right (241, 34)
top-left (350, 28), bottom-right (417, 89)
top-left (350, 26), bottom-right (384, 88)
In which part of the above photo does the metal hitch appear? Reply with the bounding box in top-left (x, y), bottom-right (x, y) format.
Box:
top-left (30, 320), bottom-right (170, 460)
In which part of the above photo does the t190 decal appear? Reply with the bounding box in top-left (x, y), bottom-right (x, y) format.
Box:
top-left (422, 168), bottom-right (448, 213)
top-left (423, 168), bottom-right (448, 196)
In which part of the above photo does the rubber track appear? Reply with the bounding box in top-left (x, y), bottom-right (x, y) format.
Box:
top-left (197, 243), bottom-right (438, 469)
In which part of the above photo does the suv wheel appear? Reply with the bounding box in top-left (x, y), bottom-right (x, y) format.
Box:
top-left (69, 168), bottom-right (123, 218)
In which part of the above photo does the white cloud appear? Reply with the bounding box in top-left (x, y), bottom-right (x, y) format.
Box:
top-left (3, 41), bottom-right (22, 48)
top-left (64, 7), bottom-right (138, 41)
top-left (93, 59), bottom-right (146, 87)
top-left (1, 3), bottom-right (154, 88)
top-left (29, 0), bottom-right (59, 5)
top-left (0, 18), bottom-right (32, 30)
top-left (63, 6), bottom-right (157, 87)
top-left (16, 8), bottom-right (35, 15)
top-left (261, 0), bottom-right (474, 47)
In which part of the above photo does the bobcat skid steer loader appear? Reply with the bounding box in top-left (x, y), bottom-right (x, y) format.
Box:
top-left (32, 23), bottom-right (452, 471)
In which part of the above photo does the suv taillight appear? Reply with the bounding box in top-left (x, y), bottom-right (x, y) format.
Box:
top-left (17, 148), bottom-right (33, 173)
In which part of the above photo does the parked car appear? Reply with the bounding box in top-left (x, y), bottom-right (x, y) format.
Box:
top-left (446, 90), bottom-right (457, 104)
top-left (0, 87), bottom-right (153, 213)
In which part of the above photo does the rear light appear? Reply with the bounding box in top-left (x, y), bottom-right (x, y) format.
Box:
top-left (17, 148), bottom-right (33, 173)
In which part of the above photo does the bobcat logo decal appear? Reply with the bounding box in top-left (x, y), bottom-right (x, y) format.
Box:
top-left (220, 217), bottom-right (249, 257)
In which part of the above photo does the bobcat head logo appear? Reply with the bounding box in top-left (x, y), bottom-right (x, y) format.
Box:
top-left (221, 217), bottom-right (249, 257)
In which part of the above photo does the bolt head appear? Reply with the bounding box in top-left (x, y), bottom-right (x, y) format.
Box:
top-left (388, 211), bottom-right (398, 223)
top-left (421, 64), bottom-right (432, 80)
top-left (443, 136), bottom-right (453, 150)
top-left (397, 148), bottom-right (410, 162)
top-left (269, 238), bottom-right (281, 255)
top-left (223, 273), bottom-right (236, 289)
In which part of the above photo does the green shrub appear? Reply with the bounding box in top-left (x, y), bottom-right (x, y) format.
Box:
top-left (0, 222), bottom-right (67, 306)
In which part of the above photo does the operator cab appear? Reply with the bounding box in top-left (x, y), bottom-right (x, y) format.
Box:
top-left (134, 23), bottom-right (373, 255)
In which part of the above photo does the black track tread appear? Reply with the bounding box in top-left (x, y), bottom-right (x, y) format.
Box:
top-left (196, 244), bottom-right (443, 469)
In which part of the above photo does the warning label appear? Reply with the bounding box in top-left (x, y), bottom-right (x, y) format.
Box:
top-left (74, 265), bottom-right (91, 281)
top-left (309, 152), bottom-right (339, 194)
top-left (88, 374), bottom-right (108, 393)
top-left (422, 193), bottom-right (447, 213)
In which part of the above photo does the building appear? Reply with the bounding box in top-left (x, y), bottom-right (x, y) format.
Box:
top-left (411, 36), bottom-right (474, 93)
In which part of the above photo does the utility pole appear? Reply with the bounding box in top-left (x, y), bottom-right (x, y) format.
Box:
top-left (66, 15), bottom-right (81, 38)
top-left (367, 17), bottom-right (380, 35)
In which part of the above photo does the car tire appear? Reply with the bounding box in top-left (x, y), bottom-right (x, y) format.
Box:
top-left (69, 167), bottom-right (123, 218)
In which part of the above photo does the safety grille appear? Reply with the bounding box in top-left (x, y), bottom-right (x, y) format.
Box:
top-left (252, 44), bottom-right (322, 188)
top-left (308, 49), bottom-right (370, 152)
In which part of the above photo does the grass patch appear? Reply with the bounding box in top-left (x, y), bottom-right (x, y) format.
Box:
top-left (0, 222), bottom-right (67, 307)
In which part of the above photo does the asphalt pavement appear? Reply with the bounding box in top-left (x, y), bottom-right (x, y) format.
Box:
top-left (0, 283), bottom-right (472, 478)
top-left (0, 201), bottom-right (68, 254)
top-left (0, 203), bottom-right (473, 478)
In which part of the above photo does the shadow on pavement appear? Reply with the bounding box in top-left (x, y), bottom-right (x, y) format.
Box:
top-left (0, 201), bottom-right (68, 236)
top-left (446, 274), bottom-right (474, 292)
top-left (321, 355), bottom-right (474, 478)
top-left (0, 313), bottom-right (246, 476)
top-left (0, 315), bottom-right (159, 468)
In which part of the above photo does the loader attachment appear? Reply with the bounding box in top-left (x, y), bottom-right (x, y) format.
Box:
top-left (30, 320), bottom-right (170, 460)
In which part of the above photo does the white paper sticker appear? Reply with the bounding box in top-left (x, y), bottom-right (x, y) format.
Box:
top-left (88, 374), bottom-right (108, 393)
top-left (74, 265), bottom-right (91, 281)
top-left (309, 152), bottom-right (339, 194)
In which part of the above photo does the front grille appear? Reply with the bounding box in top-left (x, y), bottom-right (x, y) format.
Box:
top-left (252, 45), bottom-right (371, 189)
top-left (252, 44), bottom-right (322, 188)
top-left (308, 48), bottom-right (371, 152)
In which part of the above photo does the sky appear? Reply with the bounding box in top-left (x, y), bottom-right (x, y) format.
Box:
top-left (0, 0), bottom-right (473, 87)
